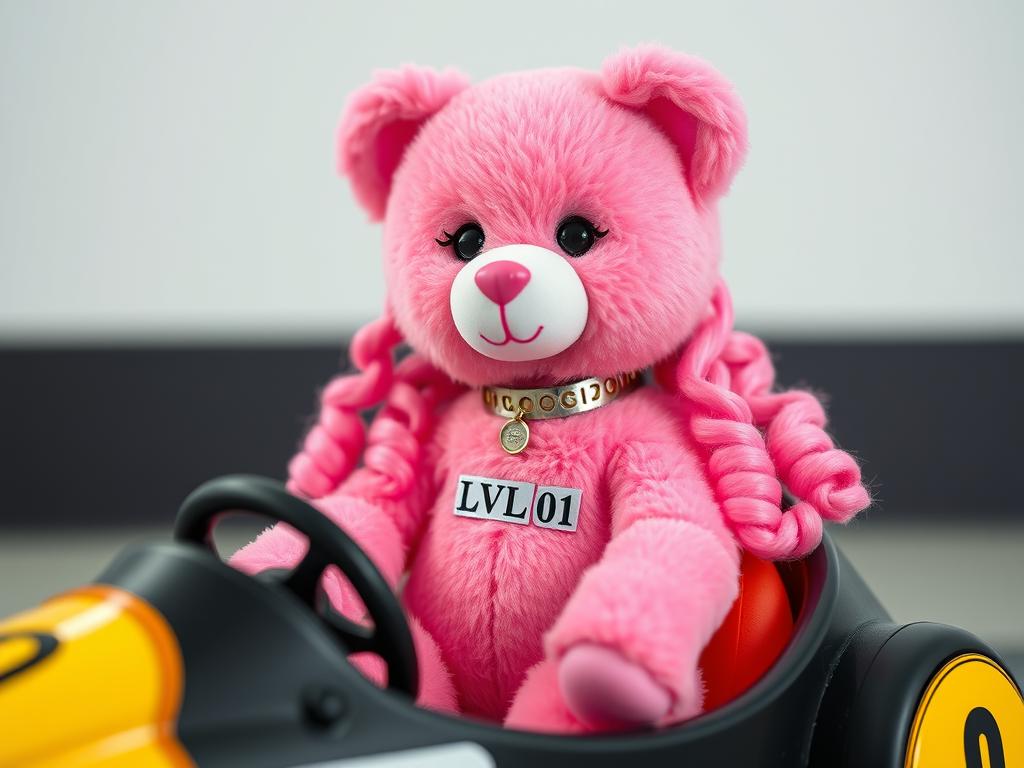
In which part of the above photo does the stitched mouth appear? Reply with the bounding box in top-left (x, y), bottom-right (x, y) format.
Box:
top-left (480, 305), bottom-right (544, 346)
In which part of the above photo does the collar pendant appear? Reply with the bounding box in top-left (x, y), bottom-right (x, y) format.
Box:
top-left (482, 371), bottom-right (644, 455)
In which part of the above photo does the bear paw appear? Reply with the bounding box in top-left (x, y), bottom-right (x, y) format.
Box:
top-left (558, 643), bottom-right (678, 729)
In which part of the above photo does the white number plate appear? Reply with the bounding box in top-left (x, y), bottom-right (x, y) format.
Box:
top-left (454, 475), bottom-right (582, 532)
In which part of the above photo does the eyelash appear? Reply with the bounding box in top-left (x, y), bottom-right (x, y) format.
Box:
top-left (435, 225), bottom-right (610, 245)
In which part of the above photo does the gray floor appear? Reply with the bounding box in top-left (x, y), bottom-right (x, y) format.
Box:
top-left (1, 521), bottom-right (1021, 674)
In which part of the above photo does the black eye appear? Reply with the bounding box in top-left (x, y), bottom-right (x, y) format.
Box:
top-left (436, 223), bottom-right (485, 261)
top-left (556, 216), bottom-right (608, 257)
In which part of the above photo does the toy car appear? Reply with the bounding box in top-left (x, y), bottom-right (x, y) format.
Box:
top-left (1, 475), bottom-right (1021, 767)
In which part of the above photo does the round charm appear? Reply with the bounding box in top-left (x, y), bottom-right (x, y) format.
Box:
top-left (499, 417), bottom-right (530, 454)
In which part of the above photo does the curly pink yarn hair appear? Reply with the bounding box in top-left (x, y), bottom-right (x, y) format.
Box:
top-left (667, 282), bottom-right (869, 559)
top-left (291, 290), bottom-right (868, 560)
top-left (287, 314), bottom-right (462, 501)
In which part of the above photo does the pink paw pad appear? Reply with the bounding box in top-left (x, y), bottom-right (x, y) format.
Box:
top-left (558, 643), bottom-right (672, 728)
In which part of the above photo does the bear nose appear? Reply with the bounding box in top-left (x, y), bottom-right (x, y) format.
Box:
top-left (474, 260), bottom-right (531, 306)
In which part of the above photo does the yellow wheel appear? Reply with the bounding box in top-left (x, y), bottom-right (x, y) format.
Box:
top-left (905, 653), bottom-right (1024, 768)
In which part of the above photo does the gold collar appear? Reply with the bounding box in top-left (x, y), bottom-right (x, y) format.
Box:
top-left (481, 371), bottom-right (644, 454)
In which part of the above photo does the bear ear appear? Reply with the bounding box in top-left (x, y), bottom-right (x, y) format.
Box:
top-left (600, 45), bottom-right (748, 205)
top-left (337, 65), bottom-right (470, 220)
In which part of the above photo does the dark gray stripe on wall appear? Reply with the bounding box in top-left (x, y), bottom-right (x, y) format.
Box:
top-left (0, 341), bottom-right (1020, 527)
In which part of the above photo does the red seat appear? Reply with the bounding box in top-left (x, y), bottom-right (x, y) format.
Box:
top-left (698, 551), bottom-right (794, 711)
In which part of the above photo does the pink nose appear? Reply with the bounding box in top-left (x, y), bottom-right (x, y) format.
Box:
top-left (474, 260), bottom-right (531, 305)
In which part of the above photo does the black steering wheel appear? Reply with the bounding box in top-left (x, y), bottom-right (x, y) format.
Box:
top-left (173, 474), bottom-right (419, 698)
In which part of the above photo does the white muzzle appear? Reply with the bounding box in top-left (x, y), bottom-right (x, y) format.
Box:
top-left (449, 244), bottom-right (589, 362)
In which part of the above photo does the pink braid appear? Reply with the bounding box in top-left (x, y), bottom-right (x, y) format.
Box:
top-left (355, 352), bottom-right (465, 500)
top-left (675, 281), bottom-right (870, 559)
top-left (287, 315), bottom-right (402, 498)
top-left (287, 314), bottom-right (463, 502)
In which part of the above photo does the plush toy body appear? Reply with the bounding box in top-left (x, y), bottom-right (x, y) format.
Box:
top-left (234, 46), bottom-right (869, 732)
top-left (407, 387), bottom-right (735, 726)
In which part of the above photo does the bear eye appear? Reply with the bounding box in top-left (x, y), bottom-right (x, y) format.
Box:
top-left (436, 223), bottom-right (485, 261)
top-left (556, 216), bottom-right (608, 257)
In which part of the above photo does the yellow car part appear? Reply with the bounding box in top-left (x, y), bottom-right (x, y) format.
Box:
top-left (0, 585), bottom-right (192, 768)
top-left (905, 652), bottom-right (1024, 768)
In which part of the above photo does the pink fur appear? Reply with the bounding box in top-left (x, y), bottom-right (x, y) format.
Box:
top-left (400, 389), bottom-right (735, 720)
top-left (545, 518), bottom-right (738, 724)
top-left (234, 45), bottom-right (870, 731)
top-left (601, 45), bottom-right (747, 204)
top-left (336, 66), bottom-right (469, 221)
top-left (347, 616), bottom-right (458, 713)
top-left (506, 660), bottom-right (588, 734)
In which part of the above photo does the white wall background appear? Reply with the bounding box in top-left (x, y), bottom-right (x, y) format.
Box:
top-left (1, 0), bottom-right (1021, 343)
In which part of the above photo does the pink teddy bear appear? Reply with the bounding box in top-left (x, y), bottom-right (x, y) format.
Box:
top-left (233, 45), bottom-right (869, 733)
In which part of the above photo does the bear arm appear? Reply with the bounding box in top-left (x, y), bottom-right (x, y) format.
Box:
top-left (545, 518), bottom-right (740, 713)
top-left (544, 441), bottom-right (741, 709)
top-left (607, 440), bottom-right (735, 549)
top-left (231, 452), bottom-right (440, 589)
